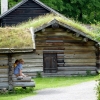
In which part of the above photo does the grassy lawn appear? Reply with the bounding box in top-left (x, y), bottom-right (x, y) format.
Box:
top-left (0, 75), bottom-right (98, 100)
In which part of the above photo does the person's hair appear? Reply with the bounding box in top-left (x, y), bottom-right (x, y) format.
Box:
top-left (14, 59), bottom-right (19, 67)
top-left (15, 59), bottom-right (19, 63)
top-left (19, 59), bottom-right (24, 63)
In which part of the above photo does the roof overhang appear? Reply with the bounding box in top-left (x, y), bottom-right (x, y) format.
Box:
top-left (0, 48), bottom-right (36, 54)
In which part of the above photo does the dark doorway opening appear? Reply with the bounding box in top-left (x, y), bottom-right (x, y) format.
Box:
top-left (43, 53), bottom-right (57, 73)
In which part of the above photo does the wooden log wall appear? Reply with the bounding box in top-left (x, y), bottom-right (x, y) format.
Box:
top-left (12, 53), bottom-right (43, 77)
top-left (35, 27), bottom-right (97, 76)
top-left (10, 27), bottom-right (98, 77)
top-left (0, 54), bottom-right (9, 89)
top-left (1, 0), bottom-right (50, 27)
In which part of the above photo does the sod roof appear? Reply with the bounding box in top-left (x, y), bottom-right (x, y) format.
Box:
top-left (0, 13), bottom-right (99, 49)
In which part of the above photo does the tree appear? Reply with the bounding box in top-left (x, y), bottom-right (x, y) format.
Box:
top-left (40, 0), bottom-right (100, 23)
top-left (0, 0), bottom-right (100, 24)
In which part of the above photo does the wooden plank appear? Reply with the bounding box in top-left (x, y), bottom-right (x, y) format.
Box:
top-left (44, 28), bottom-right (65, 32)
top-left (13, 81), bottom-right (35, 87)
top-left (0, 59), bottom-right (8, 65)
top-left (36, 47), bottom-right (65, 50)
top-left (36, 32), bottom-right (73, 37)
top-left (24, 59), bottom-right (43, 63)
top-left (57, 71), bottom-right (96, 75)
top-left (0, 74), bottom-right (8, 78)
top-left (20, 54), bottom-right (43, 59)
top-left (0, 78), bottom-right (8, 82)
top-left (58, 67), bottom-right (96, 71)
top-left (23, 63), bottom-right (43, 67)
top-left (12, 77), bottom-right (31, 82)
top-left (36, 50), bottom-right (95, 55)
top-left (64, 54), bottom-right (96, 59)
top-left (65, 63), bottom-right (96, 66)
top-left (0, 83), bottom-right (9, 89)
top-left (64, 50), bottom-right (95, 54)
top-left (36, 42), bottom-right (95, 47)
top-left (42, 71), bottom-right (96, 76)
top-left (36, 47), bottom-right (95, 51)
top-left (0, 66), bottom-right (8, 68)
top-left (36, 50), bottom-right (64, 54)
top-left (23, 68), bottom-right (43, 72)
top-left (64, 59), bottom-right (96, 63)
top-left (0, 69), bottom-right (8, 73)
top-left (0, 57), bottom-right (8, 60)
top-left (65, 46), bottom-right (95, 50)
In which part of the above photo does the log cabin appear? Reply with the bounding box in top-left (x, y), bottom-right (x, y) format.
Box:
top-left (0, 0), bottom-right (59, 27)
top-left (0, 14), bottom-right (99, 90)
top-left (0, 27), bottom-right (35, 90)
top-left (33, 18), bottom-right (99, 77)
top-left (13, 14), bottom-right (99, 77)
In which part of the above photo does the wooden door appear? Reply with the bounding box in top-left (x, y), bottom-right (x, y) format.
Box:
top-left (43, 53), bottom-right (57, 73)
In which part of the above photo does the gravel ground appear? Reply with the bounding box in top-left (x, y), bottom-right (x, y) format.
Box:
top-left (21, 81), bottom-right (97, 100)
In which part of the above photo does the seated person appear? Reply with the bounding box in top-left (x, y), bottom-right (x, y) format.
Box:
top-left (14, 59), bottom-right (26, 77)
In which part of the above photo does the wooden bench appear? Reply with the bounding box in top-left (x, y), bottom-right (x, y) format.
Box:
top-left (12, 76), bottom-right (35, 88)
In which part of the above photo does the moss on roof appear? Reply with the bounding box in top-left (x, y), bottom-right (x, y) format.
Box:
top-left (0, 13), bottom-right (99, 49)
top-left (16, 13), bottom-right (99, 41)
top-left (0, 28), bottom-right (33, 48)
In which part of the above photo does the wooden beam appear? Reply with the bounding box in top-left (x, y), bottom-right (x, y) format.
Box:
top-left (41, 29), bottom-right (45, 33)
top-left (52, 23), bottom-right (59, 29)
top-left (83, 38), bottom-right (88, 42)
top-left (75, 33), bottom-right (80, 37)
top-left (8, 54), bottom-right (13, 90)
top-left (13, 81), bottom-right (35, 87)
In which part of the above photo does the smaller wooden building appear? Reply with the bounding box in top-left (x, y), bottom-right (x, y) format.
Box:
top-left (31, 18), bottom-right (99, 77)
top-left (0, 28), bottom-right (35, 90)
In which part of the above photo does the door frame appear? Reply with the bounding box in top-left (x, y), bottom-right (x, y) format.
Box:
top-left (43, 52), bottom-right (58, 73)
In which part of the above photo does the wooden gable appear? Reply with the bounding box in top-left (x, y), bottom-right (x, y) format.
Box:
top-left (34, 19), bottom-right (99, 75)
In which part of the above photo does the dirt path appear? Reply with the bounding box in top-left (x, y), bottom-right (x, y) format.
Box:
top-left (21, 81), bottom-right (97, 100)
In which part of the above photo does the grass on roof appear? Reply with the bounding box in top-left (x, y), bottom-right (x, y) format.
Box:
top-left (16, 13), bottom-right (100, 41)
top-left (0, 28), bottom-right (33, 48)
top-left (0, 13), bottom-right (100, 49)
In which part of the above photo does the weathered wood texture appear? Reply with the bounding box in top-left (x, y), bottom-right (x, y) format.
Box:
top-left (35, 27), bottom-right (97, 76)
top-left (12, 53), bottom-right (43, 77)
top-left (0, 53), bottom-right (36, 89)
top-left (0, 54), bottom-right (9, 89)
top-left (1, 0), bottom-right (50, 27)
top-left (12, 77), bottom-right (35, 87)
top-left (6, 27), bottom-right (98, 77)
top-left (9, 27), bottom-right (98, 77)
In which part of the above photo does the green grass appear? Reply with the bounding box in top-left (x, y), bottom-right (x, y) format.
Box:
top-left (34, 75), bottom-right (98, 90)
top-left (0, 75), bottom-right (98, 100)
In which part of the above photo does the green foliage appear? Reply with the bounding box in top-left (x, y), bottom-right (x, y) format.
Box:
top-left (0, 0), bottom-right (100, 24)
top-left (0, 87), bottom-right (36, 100)
top-left (0, 76), bottom-right (98, 100)
top-left (36, 72), bottom-right (42, 78)
top-left (86, 70), bottom-right (91, 76)
top-left (40, 0), bottom-right (100, 24)
top-left (34, 76), bottom-right (98, 90)
top-left (96, 73), bottom-right (100, 100)
top-left (8, 0), bottom-right (21, 8)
